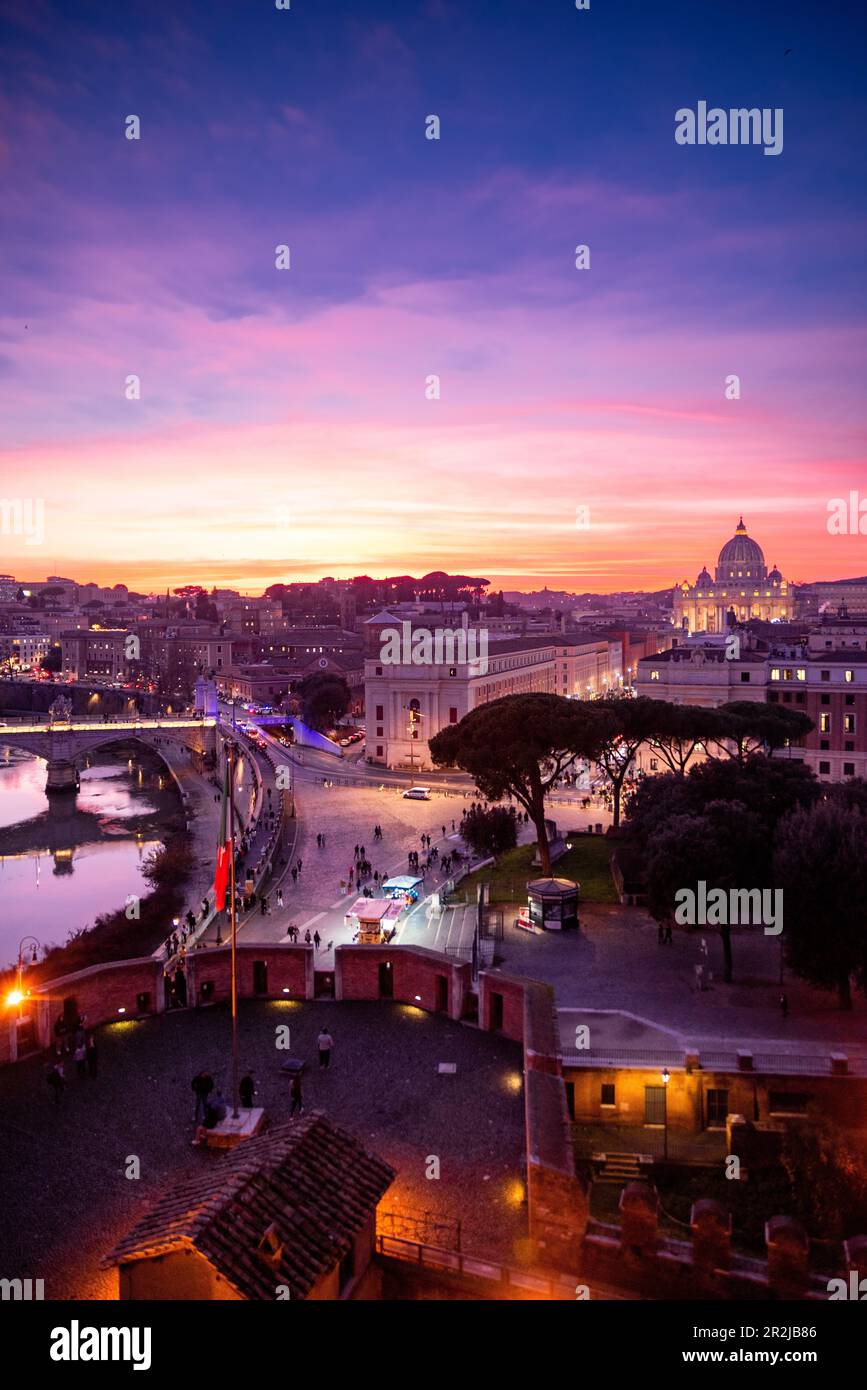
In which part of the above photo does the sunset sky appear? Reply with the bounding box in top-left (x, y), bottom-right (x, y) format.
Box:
top-left (1, 0), bottom-right (865, 594)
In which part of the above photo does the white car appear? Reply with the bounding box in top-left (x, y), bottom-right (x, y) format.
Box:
top-left (403, 786), bottom-right (432, 800)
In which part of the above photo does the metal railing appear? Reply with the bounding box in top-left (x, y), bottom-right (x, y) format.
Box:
top-left (375, 1233), bottom-right (577, 1298)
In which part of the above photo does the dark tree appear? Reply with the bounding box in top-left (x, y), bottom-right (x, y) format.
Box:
top-left (781, 1119), bottom-right (867, 1240)
top-left (773, 800), bottom-right (867, 1009)
top-left (460, 806), bottom-right (519, 859)
top-left (593, 698), bottom-right (666, 830)
top-left (297, 672), bottom-right (351, 732)
top-left (625, 754), bottom-right (819, 857)
top-left (430, 693), bottom-right (607, 874)
top-left (643, 701), bottom-right (729, 776)
top-left (39, 645), bottom-right (63, 673)
top-left (709, 702), bottom-right (814, 762)
top-left (644, 799), bottom-right (767, 982)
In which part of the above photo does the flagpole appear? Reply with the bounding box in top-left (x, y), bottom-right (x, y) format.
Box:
top-left (227, 738), bottom-right (239, 1120)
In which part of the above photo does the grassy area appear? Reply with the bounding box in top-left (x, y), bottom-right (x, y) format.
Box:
top-left (458, 834), bottom-right (619, 904)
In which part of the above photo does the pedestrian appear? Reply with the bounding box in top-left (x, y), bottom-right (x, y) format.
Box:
top-left (313, 930), bottom-right (321, 950)
top-left (305, 929), bottom-right (312, 945)
top-left (780, 992), bottom-right (789, 1019)
top-left (317, 1028), bottom-right (333, 1069)
top-left (277, 888), bottom-right (284, 909)
top-left (291, 866), bottom-right (297, 885)
top-left (192, 1070), bottom-right (214, 1125)
top-left (354, 843), bottom-right (359, 858)
top-left (442, 825), bottom-right (446, 838)
top-left (86, 1032), bottom-right (98, 1077)
top-left (46, 1061), bottom-right (65, 1105)
top-left (239, 1072), bottom-right (256, 1109)
top-left (261, 895), bottom-right (268, 915)
top-left (296, 858), bottom-right (302, 874)
top-left (290, 1072), bottom-right (303, 1116)
top-left (186, 909), bottom-right (196, 930)
top-left (374, 870), bottom-right (379, 884)
top-left (317, 832), bottom-right (322, 848)
top-left (451, 820), bottom-right (455, 831)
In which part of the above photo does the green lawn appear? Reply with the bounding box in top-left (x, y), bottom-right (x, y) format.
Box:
top-left (458, 833), bottom-right (619, 904)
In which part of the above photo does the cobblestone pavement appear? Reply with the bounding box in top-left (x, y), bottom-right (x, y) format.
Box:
top-left (0, 1000), bottom-right (526, 1299)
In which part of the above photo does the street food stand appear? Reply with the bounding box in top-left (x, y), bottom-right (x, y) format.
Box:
top-left (345, 896), bottom-right (402, 944)
top-left (381, 874), bottom-right (424, 906)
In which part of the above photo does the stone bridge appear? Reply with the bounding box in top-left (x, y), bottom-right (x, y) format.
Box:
top-left (0, 716), bottom-right (218, 794)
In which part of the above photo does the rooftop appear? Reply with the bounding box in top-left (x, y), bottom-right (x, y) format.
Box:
top-left (105, 1114), bottom-right (395, 1299)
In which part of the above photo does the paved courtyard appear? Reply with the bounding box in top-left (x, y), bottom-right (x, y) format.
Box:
top-left (0, 999), bottom-right (526, 1299)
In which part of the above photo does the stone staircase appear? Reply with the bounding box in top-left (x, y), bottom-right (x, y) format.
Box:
top-left (592, 1151), bottom-right (651, 1184)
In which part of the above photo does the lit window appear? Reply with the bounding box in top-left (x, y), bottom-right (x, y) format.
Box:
top-left (845, 670), bottom-right (854, 683)
top-left (820, 713), bottom-right (831, 733)
top-left (650, 670), bottom-right (659, 681)
top-left (796, 669), bottom-right (806, 682)
top-left (770, 668), bottom-right (781, 681)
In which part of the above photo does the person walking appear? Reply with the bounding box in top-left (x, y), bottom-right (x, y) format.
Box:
top-left (313, 930), bottom-right (321, 951)
top-left (260, 895), bottom-right (268, 915)
top-left (46, 1060), bottom-right (65, 1105)
top-left (304, 929), bottom-right (312, 945)
top-left (239, 1072), bottom-right (256, 1109)
top-left (290, 1072), bottom-right (303, 1116)
top-left (291, 866), bottom-right (298, 885)
top-left (317, 1028), bottom-right (333, 1069)
top-left (192, 1070), bottom-right (214, 1125)
top-left (276, 887), bottom-right (284, 909)
top-left (296, 858), bottom-right (303, 875)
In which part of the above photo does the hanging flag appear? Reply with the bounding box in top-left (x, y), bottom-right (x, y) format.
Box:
top-left (213, 759), bottom-right (232, 911)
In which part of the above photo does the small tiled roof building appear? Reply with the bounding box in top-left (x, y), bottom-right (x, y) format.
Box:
top-left (105, 1114), bottom-right (395, 1301)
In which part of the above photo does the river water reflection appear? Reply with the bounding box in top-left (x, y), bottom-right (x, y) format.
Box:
top-left (0, 743), bottom-right (181, 967)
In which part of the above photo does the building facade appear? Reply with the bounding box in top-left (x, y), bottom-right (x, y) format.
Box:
top-left (635, 619), bottom-right (867, 782)
top-left (365, 632), bottom-right (621, 770)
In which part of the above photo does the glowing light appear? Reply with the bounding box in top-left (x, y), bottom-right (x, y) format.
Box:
top-left (117, 1006), bottom-right (126, 1014)
top-left (6, 989), bottom-right (24, 1008)
top-left (504, 1072), bottom-right (523, 1094)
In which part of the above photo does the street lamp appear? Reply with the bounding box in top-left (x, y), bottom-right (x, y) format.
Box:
top-left (661, 1066), bottom-right (670, 1160)
top-left (7, 937), bottom-right (40, 1016)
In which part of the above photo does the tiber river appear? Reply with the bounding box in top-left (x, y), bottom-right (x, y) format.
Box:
top-left (0, 743), bottom-right (181, 969)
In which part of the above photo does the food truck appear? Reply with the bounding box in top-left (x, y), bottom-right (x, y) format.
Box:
top-left (344, 896), bottom-right (403, 944)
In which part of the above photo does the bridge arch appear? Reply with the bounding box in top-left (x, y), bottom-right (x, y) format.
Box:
top-left (0, 719), bottom-right (217, 797)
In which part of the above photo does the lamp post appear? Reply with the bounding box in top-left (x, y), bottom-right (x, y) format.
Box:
top-left (8, 937), bottom-right (40, 1017)
top-left (661, 1066), bottom-right (670, 1160)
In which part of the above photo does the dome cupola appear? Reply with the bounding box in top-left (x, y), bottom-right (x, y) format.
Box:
top-left (715, 517), bottom-right (767, 583)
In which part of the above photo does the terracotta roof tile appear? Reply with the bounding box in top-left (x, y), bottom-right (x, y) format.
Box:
top-left (105, 1113), bottom-right (394, 1299)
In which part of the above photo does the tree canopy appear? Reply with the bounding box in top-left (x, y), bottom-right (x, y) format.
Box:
top-left (430, 692), bottom-right (607, 874)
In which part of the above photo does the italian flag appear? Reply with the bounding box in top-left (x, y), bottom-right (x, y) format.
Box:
top-left (213, 760), bottom-right (232, 911)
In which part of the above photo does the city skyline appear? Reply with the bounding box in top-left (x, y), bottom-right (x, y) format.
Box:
top-left (2, 0), bottom-right (865, 592)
